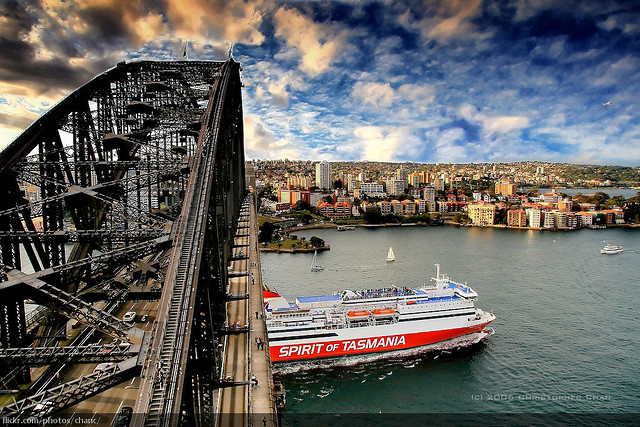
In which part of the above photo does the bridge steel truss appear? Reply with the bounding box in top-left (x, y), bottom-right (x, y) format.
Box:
top-left (0, 59), bottom-right (246, 423)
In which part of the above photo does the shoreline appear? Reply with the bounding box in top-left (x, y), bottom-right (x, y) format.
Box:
top-left (259, 245), bottom-right (330, 253)
top-left (281, 221), bottom-right (639, 233)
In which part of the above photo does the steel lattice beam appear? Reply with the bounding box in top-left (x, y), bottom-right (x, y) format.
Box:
top-left (0, 344), bottom-right (141, 365)
top-left (0, 358), bottom-right (140, 418)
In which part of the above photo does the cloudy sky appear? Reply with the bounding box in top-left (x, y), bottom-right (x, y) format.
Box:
top-left (1, 0), bottom-right (639, 165)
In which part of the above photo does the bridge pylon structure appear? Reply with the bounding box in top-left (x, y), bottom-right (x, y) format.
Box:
top-left (0, 59), bottom-right (246, 425)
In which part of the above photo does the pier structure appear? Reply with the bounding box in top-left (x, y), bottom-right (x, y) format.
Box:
top-left (0, 59), bottom-right (276, 425)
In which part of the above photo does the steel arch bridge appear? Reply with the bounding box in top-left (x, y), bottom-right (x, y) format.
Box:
top-left (0, 59), bottom-right (246, 425)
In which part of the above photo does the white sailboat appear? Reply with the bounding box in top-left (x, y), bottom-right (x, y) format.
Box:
top-left (310, 250), bottom-right (324, 271)
top-left (386, 246), bottom-right (395, 262)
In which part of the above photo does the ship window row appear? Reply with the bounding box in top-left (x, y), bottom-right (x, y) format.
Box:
top-left (401, 306), bottom-right (472, 315)
top-left (269, 332), bottom-right (339, 342)
top-left (398, 311), bottom-right (476, 323)
top-left (268, 326), bottom-right (321, 334)
top-left (273, 313), bottom-right (308, 319)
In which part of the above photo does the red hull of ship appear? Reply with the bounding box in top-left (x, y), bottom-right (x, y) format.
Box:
top-left (270, 322), bottom-right (492, 362)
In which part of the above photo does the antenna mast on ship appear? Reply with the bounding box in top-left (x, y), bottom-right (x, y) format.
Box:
top-left (435, 263), bottom-right (440, 279)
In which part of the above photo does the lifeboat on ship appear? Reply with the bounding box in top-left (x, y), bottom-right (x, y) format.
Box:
top-left (372, 309), bottom-right (396, 317)
top-left (347, 311), bottom-right (370, 318)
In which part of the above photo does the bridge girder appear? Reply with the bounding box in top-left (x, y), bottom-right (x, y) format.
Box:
top-left (0, 59), bottom-right (246, 422)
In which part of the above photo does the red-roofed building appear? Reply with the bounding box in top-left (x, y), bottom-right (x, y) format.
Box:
top-left (316, 201), bottom-right (352, 219)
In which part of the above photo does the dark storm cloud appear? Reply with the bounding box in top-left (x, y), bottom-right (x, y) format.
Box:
top-left (0, 0), bottom-right (93, 92)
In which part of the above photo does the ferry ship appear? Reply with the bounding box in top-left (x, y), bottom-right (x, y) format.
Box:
top-left (601, 244), bottom-right (623, 254)
top-left (264, 264), bottom-right (496, 362)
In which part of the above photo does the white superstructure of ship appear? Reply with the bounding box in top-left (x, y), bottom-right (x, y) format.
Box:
top-left (263, 264), bottom-right (496, 362)
top-left (601, 244), bottom-right (623, 254)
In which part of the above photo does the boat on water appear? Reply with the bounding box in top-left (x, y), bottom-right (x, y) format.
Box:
top-left (263, 264), bottom-right (496, 362)
top-left (386, 246), bottom-right (395, 262)
top-left (336, 225), bottom-right (355, 231)
top-left (310, 250), bottom-right (324, 271)
top-left (601, 244), bottom-right (623, 254)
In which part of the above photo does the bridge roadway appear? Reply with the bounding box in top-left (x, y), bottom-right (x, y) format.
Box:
top-left (56, 277), bottom-right (162, 422)
top-left (218, 194), bottom-right (277, 426)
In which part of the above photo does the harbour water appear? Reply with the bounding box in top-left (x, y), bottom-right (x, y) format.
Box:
top-left (260, 226), bottom-right (640, 421)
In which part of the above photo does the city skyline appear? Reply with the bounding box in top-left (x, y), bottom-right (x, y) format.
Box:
top-left (1, 0), bottom-right (639, 166)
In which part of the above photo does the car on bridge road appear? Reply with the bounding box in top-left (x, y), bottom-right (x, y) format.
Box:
top-left (123, 311), bottom-right (136, 322)
top-left (113, 407), bottom-right (133, 427)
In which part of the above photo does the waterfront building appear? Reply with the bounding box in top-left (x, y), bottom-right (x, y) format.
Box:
top-left (416, 199), bottom-right (426, 213)
top-left (526, 208), bottom-right (542, 228)
top-left (316, 201), bottom-right (352, 219)
top-left (360, 201), bottom-right (379, 213)
top-left (377, 200), bottom-right (391, 215)
top-left (553, 210), bottom-right (568, 228)
top-left (401, 199), bottom-right (417, 215)
top-left (315, 161), bottom-right (332, 190)
top-left (507, 210), bottom-right (527, 227)
top-left (542, 211), bottom-right (556, 228)
top-left (390, 200), bottom-right (403, 215)
top-left (601, 209), bottom-right (625, 224)
top-left (566, 212), bottom-right (581, 229)
top-left (577, 212), bottom-right (594, 226)
top-left (468, 202), bottom-right (496, 226)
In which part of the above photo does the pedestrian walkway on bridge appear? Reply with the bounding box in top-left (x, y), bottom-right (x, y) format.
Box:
top-left (218, 194), bottom-right (277, 426)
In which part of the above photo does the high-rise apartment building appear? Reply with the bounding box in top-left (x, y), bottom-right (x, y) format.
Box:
top-left (315, 161), bottom-right (332, 189)
top-left (423, 185), bottom-right (435, 204)
top-left (385, 179), bottom-right (405, 196)
top-left (396, 167), bottom-right (408, 190)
